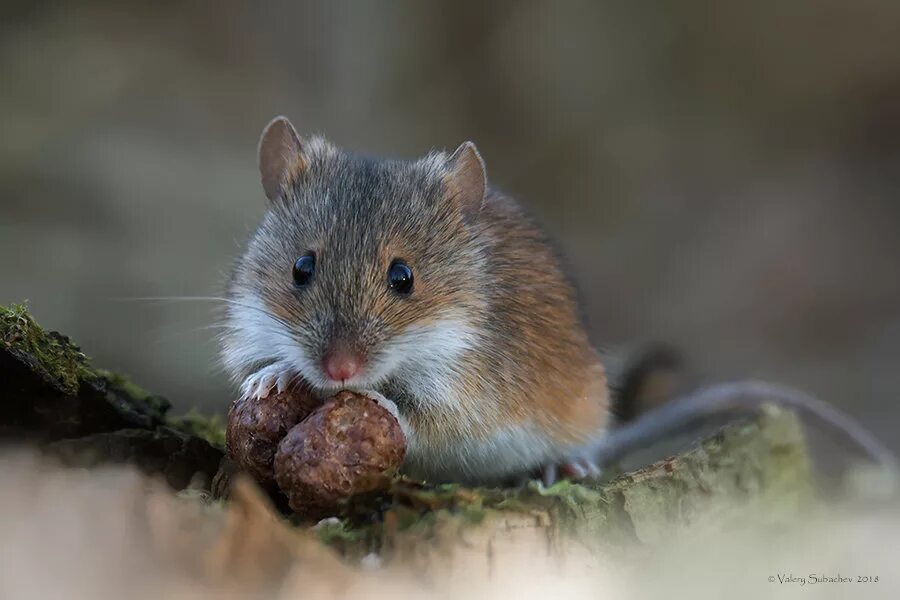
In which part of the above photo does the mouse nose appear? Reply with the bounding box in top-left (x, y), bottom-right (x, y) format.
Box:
top-left (322, 349), bottom-right (363, 382)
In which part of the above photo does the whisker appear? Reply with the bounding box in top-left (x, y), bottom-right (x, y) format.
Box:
top-left (112, 296), bottom-right (301, 336)
top-left (146, 323), bottom-right (240, 346)
top-left (110, 296), bottom-right (233, 303)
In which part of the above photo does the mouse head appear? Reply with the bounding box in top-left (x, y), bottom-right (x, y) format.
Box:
top-left (223, 116), bottom-right (490, 394)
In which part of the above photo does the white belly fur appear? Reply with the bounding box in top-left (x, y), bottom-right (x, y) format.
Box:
top-left (398, 416), bottom-right (568, 484)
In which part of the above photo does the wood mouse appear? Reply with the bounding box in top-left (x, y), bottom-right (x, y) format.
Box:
top-left (221, 116), bottom-right (896, 486)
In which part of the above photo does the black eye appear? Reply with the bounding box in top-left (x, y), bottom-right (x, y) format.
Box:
top-left (292, 253), bottom-right (315, 286)
top-left (388, 259), bottom-right (414, 295)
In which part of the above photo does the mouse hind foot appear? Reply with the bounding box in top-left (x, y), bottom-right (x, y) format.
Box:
top-left (539, 454), bottom-right (602, 487)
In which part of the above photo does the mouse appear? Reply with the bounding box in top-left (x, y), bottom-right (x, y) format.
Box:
top-left (220, 116), bottom-right (612, 485)
top-left (220, 116), bottom-right (896, 486)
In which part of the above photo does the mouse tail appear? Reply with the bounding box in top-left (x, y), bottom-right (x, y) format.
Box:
top-left (608, 343), bottom-right (687, 424)
top-left (593, 380), bottom-right (898, 473)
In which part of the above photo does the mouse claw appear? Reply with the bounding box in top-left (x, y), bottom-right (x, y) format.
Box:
top-left (276, 372), bottom-right (293, 394)
top-left (355, 389), bottom-right (400, 421)
top-left (562, 461), bottom-right (588, 479)
top-left (256, 380), bottom-right (273, 399)
top-left (239, 378), bottom-right (256, 400)
top-left (567, 455), bottom-right (602, 479)
top-left (541, 453), bottom-right (602, 486)
top-left (542, 463), bottom-right (558, 487)
top-left (241, 362), bottom-right (296, 401)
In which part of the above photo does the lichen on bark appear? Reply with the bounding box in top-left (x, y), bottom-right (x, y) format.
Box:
top-left (1, 303), bottom-right (96, 395)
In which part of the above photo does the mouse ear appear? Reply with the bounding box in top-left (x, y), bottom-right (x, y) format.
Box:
top-left (258, 116), bottom-right (305, 202)
top-left (445, 141), bottom-right (487, 221)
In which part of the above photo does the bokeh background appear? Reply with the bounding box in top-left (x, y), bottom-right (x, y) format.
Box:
top-left (2, 1), bottom-right (899, 447)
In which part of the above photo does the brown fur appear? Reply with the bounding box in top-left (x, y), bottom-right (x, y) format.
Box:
top-left (402, 190), bottom-right (609, 447)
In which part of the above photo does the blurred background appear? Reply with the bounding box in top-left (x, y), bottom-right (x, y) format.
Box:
top-left (2, 0), bottom-right (899, 448)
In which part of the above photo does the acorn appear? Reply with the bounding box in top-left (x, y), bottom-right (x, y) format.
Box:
top-left (225, 383), bottom-right (319, 487)
top-left (274, 390), bottom-right (406, 515)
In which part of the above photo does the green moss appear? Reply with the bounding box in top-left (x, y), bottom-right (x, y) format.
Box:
top-left (1, 302), bottom-right (96, 394)
top-left (95, 368), bottom-right (152, 401)
top-left (321, 476), bottom-right (615, 558)
top-left (170, 409), bottom-right (226, 449)
top-left (2, 303), bottom-right (177, 430)
top-left (96, 369), bottom-right (170, 414)
top-left (98, 361), bottom-right (223, 447)
top-left (314, 518), bottom-right (367, 546)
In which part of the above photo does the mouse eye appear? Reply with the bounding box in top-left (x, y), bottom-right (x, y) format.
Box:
top-left (388, 259), bottom-right (413, 296)
top-left (292, 253), bottom-right (316, 287)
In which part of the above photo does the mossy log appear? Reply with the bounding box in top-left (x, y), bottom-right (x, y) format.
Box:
top-left (312, 404), bottom-right (812, 570)
top-left (0, 303), bottom-right (223, 488)
top-left (1, 303), bottom-right (814, 570)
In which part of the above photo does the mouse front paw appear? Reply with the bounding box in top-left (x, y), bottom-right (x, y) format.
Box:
top-left (350, 388), bottom-right (401, 421)
top-left (240, 361), bottom-right (298, 400)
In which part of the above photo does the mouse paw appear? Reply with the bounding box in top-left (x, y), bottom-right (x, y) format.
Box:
top-left (541, 454), bottom-right (601, 487)
top-left (240, 361), bottom-right (297, 400)
top-left (351, 389), bottom-right (400, 421)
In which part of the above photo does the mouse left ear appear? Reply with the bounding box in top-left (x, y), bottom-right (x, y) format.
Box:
top-left (258, 116), bottom-right (306, 202)
top-left (445, 141), bottom-right (487, 221)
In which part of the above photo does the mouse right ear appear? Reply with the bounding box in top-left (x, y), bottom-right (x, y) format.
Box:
top-left (258, 116), bottom-right (305, 202)
top-left (445, 141), bottom-right (487, 222)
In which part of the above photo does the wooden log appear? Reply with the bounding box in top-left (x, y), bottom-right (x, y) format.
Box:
top-left (315, 405), bottom-right (813, 576)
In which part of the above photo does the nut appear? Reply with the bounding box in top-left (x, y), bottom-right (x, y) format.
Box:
top-left (274, 390), bottom-right (406, 515)
top-left (225, 384), bottom-right (319, 486)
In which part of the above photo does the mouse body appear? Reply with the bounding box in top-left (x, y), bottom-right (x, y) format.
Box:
top-left (221, 117), bottom-right (610, 484)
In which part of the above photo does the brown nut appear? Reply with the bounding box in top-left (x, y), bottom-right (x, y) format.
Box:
top-left (274, 390), bottom-right (406, 515)
top-left (225, 384), bottom-right (319, 487)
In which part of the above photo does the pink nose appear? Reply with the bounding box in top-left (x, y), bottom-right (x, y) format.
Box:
top-left (322, 350), bottom-right (362, 382)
